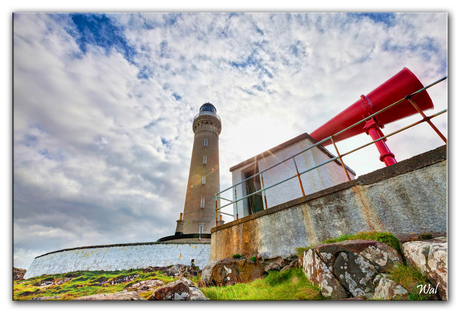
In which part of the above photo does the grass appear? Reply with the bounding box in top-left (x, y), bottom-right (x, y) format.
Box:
top-left (13, 268), bottom-right (176, 301)
top-left (387, 264), bottom-right (433, 300)
top-left (296, 231), bottom-right (401, 257)
top-left (201, 268), bottom-right (325, 301)
top-left (15, 267), bottom-right (324, 301)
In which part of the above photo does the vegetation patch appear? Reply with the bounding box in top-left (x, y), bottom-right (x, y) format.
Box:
top-left (296, 231), bottom-right (401, 257)
top-left (201, 268), bottom-right (324, 301)
top-left (388, 264), bottom-right (433, 300)
top-left (13, 269), bottom-right (175, 301)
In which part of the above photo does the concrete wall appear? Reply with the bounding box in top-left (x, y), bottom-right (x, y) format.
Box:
top-left (231, 134), bottom-right (355, 217)
top-left (210, 145), bottom-right (447, 262)
top-left (24, 242), bottom-right (211, 279)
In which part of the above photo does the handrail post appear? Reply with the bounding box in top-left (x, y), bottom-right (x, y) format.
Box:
top-left (406, 96), bottom-right (447, 143)
top-left (330, 136), bottom-right (352, 181)
top-left (234, 187), bottom-right (239, 220)
top-left (215, 195), bottom-right (218, 227)
top-left (260, 173), bottom-right (269, 210)
top-left (292, 157), bottom-right (306, 197)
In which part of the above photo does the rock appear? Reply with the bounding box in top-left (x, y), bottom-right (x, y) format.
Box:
top-left (13, 267), bottom-right (27, 281)
top-left (200, 257), bottom-right (261, 286)
top-left (158, 264), bottom-right (201, 278)
top-left (402, 236), bottom-right (447, 300)
top-left (314, 240), bottom-right (398, 297)
top-left (259, 256), bottom-right (284, 272)
top-left (125, 279), bottom-right (164, 291)
top-left (302, 249), bottom-right (348, 299)
top-left (336, 296), bottom-right (366, 301)
top-left (73, 291), bottom-right (147, 301)
top-left (373, 277), bottom-right (409, 300)
top-left (39, 280), bottom-right (54, 287)
top-left (280, 259), bottom-right (298, 272)
top-left (315, 240), bottom-right (402, 273)
top-left (107, 274), bottom-right (139, 285)
top-left (55, 278), bottom-right (72, 285)
top-left (300, 240), bottom-right (406, 299)
top-left (31, 296), bottom-right (60, 301)
top-left (148, 278), bottom-right (209, 300)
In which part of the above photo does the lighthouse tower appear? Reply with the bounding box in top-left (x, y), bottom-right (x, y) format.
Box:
top-left (172, 103), bottom-right (222, 241)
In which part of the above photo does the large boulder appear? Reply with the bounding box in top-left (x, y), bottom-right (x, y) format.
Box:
top-left (313, 240), bottom-right (402, 298)
top-left (200, 257), bottom-right (261, 286)
top-left (73, 291), bottom-right (147, 301)
top-left (402, 236), bottom-right (447, 300)
top-left (300, 240), bottom-right (403, 299)
top-left (200, 255), bottom-right (298, 287)
top-left (302, 249), bottom-right (348, 299)
top-left (148, 278), bottom-right (209, 301)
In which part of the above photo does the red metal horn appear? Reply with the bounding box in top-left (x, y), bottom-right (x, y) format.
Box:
top-left (310, 67), bottom-right (434, 146)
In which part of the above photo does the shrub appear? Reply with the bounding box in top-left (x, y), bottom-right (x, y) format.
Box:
top-left (232, 254), bottom-right (243, 259)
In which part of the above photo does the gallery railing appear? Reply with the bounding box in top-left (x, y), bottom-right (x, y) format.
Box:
top-left (214, 76), bottom-right (447, 226)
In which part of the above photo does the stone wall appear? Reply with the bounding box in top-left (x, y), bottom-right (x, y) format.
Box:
top-left (210, 145), bottom-right (447, 262)
top-left (24, 242), bottom-right (211, 279)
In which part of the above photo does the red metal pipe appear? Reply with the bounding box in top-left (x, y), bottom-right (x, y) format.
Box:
top-left (363, 118), bottom-right (397, 166)
top-left (311, 67), bottom-right (434, 146)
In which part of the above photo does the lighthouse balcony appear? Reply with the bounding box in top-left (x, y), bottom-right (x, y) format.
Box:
top-left (194, 110), bottom-right (221, 122)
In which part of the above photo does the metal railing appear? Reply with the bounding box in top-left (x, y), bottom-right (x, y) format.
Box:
top-left (194, 110), bottom-right (221, 122)
top-left (214, 76), bottom-right (447, 225)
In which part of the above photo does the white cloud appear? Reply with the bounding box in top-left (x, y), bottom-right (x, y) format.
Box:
top-left (13, 12), bottom-right (448, 269)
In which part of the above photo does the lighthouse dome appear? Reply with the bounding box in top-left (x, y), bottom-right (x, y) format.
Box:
top-left (200, 103), bottom-right (216, 113)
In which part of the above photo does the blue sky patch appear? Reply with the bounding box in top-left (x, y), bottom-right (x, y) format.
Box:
top-left (163, 13), bottom-right (181, 27)
top-left (137, 66), bottom-right (152, 79)
top-left (68, 13), bottom-right (137, 63)
top-left (348, 12), bottom-right (396, 27)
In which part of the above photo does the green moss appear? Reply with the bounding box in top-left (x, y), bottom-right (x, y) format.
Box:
top-left (232, 254), bottom-right (243, 259)
top-left (296, 231), bottom-right (401, 257)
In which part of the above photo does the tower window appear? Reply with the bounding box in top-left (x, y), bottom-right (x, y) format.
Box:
top-left (203, 156), bottom-right (207, 164)
top-left (199, 225), bottom-right (204, 234)
top-left (204, 139), bottom-right (208, 146)
top-left (202, 176), bottom-right (206, 185)
top-left (201, 198), bottom-right (205, 208)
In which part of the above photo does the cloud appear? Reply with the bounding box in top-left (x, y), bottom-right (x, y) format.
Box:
top-left (13, 12), bottom-right (447, 269)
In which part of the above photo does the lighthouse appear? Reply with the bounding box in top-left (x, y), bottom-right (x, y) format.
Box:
top-left (182, 103), bottom-right (222, 236)
top-left (159, 103), bottom-right (222, 242)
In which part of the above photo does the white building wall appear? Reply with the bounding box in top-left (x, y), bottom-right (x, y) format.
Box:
top-left (24, 242), bottom-right (211, 279)
top-left (231, 137), bottom-right (354, 216)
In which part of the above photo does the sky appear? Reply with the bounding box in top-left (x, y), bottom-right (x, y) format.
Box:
top-left (12, 11), bottom-right (448, 271)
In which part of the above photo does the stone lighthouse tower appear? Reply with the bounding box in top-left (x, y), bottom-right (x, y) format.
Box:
top-left (175, 103), bottom-right (222, 240)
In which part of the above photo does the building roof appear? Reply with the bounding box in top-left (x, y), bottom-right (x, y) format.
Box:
top-left (229, 132), bottom-right (356, 176)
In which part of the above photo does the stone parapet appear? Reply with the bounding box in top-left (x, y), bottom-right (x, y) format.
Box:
top-left (210, 145), bottom-right (447, 262)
